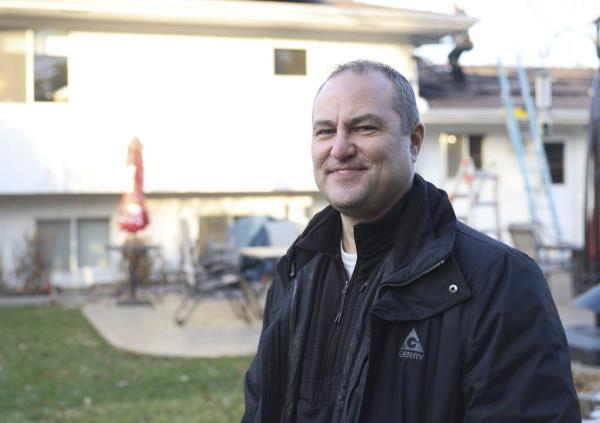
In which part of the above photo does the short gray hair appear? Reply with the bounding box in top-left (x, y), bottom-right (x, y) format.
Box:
top-left (318, 60), bottom-right (420, 135)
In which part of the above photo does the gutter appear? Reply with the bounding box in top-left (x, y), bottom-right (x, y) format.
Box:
top-left (0, 0), bottom-right (476, 37)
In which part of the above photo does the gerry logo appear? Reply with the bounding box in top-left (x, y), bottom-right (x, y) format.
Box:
top-left (399, 328), bottom-right (425, 361)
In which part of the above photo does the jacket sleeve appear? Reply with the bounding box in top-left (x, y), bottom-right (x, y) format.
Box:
top-left (241, 277), bottom-right (280, 423)
top-left (462, 250), bottom-right (581, 422)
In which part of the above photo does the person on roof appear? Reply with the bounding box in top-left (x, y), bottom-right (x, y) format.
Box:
top-left (241, 59), bottom-right (580, 423)
top-left (448, 5), bottom-right (473, 82)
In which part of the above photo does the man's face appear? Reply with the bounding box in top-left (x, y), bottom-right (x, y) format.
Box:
top-left (312, 70), bottom-right (423, 221)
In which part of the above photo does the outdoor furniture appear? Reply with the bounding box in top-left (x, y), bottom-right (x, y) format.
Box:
top-left (173, 257), bottom-right (262, 326)
top-left (508, 223), bottom-right (574, 277)
top-left (174, 220), bottom-right (263, 326)
top-left (107, 243), bottom-right (161, 306)
top-left (239, 246), bottom-right (288, 260)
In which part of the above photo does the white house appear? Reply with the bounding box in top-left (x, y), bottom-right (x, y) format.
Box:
top-left (418, 62), bottom-right (594, 246)
top-left (0, 0), bottom-right (591, 289)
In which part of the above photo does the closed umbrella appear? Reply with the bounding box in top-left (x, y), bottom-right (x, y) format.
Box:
top-left (117, 137), bottom-right (149, 233)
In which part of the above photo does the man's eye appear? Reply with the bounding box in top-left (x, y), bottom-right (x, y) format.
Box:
top-left (315, 129), bottom-right (335, 137)
top-left (356, 126), bottom-right (376, 134)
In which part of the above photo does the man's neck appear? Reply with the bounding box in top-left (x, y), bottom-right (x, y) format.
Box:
top-left (340, 214), bottom-right (358, 254)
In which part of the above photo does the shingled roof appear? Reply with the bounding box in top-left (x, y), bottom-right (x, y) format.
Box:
top-left (417, 57), bottom-right (596, 110)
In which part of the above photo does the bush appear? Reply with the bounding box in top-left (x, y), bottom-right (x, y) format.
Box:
top-left (12, 232), bottom-right (50, 294)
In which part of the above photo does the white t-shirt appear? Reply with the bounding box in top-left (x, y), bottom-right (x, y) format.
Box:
top-left (340, 242), bottom-right (357, 278)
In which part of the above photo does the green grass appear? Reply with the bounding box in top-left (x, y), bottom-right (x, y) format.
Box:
top-left (0, 305), bottom-right (253, 423)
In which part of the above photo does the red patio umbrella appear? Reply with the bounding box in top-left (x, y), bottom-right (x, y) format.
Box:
top-left (116, 137), bottom-right (149, 233)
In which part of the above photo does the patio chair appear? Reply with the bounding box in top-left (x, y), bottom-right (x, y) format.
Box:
top-left (173, 220), bottom-right (263, 326)
top-left (508, 223), bottom-right (574, 277)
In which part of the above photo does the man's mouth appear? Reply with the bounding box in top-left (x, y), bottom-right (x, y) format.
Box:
top-left (327, 165), bottom-right (367, 175)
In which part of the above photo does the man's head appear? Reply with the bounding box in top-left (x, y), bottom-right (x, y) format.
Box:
top-left (312, 60), bottom-right (425, 222)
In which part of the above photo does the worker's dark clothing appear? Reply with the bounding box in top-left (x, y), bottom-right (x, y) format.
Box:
top-left (241, 174), bottom-right (581, 423)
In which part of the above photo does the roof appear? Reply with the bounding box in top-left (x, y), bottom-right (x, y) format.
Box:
top-left (418, 57), bottom-right (596, 110)
top-left (0, 0), bottom-right (476, 42)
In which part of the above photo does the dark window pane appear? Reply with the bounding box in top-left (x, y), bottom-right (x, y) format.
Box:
top-left (469, 134), bottom-right (483, 169)
top-left (37, 220), bottom-right (70, 272)
top-left (274, 49), bottom-right (306, 75)
top-left (34, 55), bottom-right (68, 101)
top-left (543, 142), bottom-right (564, 184)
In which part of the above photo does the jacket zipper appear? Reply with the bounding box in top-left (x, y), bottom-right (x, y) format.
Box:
top-left (340, 257), bottom-right (448, 423)
top-left (319, 260), bottom-right (358, 398)
top-left (288, 261), bottom-right (298, 348)
top-left (281, 264), bottom-right (299, 423)
top-left (334, 279), bottom-right (350, 324)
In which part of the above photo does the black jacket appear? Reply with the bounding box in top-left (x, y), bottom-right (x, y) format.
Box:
top-left (242, 175), bottom-right (581, 423)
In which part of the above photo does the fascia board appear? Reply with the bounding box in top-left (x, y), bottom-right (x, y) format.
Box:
top-left (422, 108), bottom-right (589, 126)
top-left (0, 0), bottom-right (477, 36)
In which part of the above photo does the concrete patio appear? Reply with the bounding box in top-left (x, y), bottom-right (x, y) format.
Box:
top-left (82, 292), bottom-right (263, 358)
top-left (76, 270), bottom-right (595, 359)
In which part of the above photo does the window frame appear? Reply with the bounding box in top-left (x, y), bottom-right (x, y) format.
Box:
top-left (273, 48), bottom-right (307, 76)
top-left (35, 216), bottom-right (111, 274)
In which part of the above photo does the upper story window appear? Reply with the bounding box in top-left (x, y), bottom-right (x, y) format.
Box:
top-left (0, 30), bottom-right (68, 103)
top-left (34, 31), bottom-right (68, 102)
top-left (274, 48), bottom-right (306, 76)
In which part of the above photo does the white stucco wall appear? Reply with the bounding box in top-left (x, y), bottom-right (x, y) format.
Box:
top-left (0, 193), bottom-right (316, 288)
top-left (424, 123), bottom-right (588, 247)
top-left (0, 30), bottom-right (416, 195)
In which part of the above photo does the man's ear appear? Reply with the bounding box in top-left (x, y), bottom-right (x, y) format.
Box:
top-left (410, 122), bottom-right (425, 162)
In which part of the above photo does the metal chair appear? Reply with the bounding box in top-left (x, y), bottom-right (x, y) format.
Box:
top-left (508, 223), bottom-right (574, 277)
top-left (173, 220), bottom-right (263, 326)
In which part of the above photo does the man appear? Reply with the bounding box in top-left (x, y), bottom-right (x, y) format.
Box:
top-left (242, 60), bottom-right (581, 422)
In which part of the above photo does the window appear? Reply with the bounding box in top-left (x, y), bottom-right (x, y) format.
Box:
top-left (445, 134), bottom-right (465, 177)
top-left (77, 219), bottom-right (109, 268)
top-left (543, 142), bottom-right (564, 184)
top-left (0, 30), bottom-right (68, 102)
top-left (443, 133), bottom-right (486, 177)
top-left (274, 49), bottom-right (306, 75)
top-left (468, 134), bottom-right (483, 169)
top-left (36, 217), bottom-right (110, 272)
top-left (34, 31), bottom-right (68, 102)
top-left (0, 31), bottom-right (28, 102)
top-left (199, 215), bottom-right (231, 244)
top-left (37, 220), bottom-right (70, 272)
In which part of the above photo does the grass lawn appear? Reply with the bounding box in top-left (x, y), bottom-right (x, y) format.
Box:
top-left (0, 305), bottom-right (253, 423)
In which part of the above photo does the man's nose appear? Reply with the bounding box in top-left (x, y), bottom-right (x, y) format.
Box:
top-left (330, 131), bottom-right (356, 160)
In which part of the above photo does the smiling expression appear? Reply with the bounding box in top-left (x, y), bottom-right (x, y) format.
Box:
top-left (312, 70), bottom-right (423, 222)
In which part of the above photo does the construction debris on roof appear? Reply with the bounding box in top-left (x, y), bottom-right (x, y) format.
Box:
top-left (417, 56), bottom-right (595, 109)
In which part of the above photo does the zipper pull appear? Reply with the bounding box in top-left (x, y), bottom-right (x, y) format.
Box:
top-left (334, 279), bottom-right (350, 325)
top-left (341, 279), bottom-right (350, 294)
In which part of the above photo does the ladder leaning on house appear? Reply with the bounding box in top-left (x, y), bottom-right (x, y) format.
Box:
top-left (449, 157), bottom-right (501, 240)
top-left (497, 61), bottom-right (563, 244)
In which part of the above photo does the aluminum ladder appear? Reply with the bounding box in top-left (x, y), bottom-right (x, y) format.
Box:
top-left (497, 61), bottom-right (563, 244)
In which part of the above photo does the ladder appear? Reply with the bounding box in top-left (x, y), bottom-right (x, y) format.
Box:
top-left (497, 61), bottom-right (563, 244)
top-left (449, 157), bottom-right (501, 240)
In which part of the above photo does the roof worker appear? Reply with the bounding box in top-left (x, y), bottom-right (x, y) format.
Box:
top-left (241, 59), bottom-right (581, 423)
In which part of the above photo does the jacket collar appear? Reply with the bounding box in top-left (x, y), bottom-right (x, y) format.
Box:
top-left (290, 174), bottom-right (457, 280)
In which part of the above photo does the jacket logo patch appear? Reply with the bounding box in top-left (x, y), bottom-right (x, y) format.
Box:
top-left (399, 328), bottom-right (425, 361)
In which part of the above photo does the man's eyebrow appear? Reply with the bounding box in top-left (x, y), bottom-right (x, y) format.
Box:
top-left (312, 119), bottom-right (335, 128)
top-left (347, 113), bottom-right (385, 127)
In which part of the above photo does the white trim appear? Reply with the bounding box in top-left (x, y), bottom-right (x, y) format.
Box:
top-left (24, 29), bottom-right (34, 103)
top-left (422, 108), bottom-right (589, 126)
top-left (0, 0), bottom-right (476, 36)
